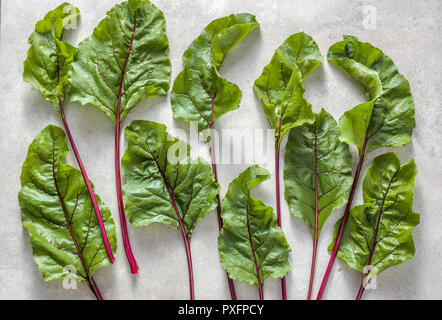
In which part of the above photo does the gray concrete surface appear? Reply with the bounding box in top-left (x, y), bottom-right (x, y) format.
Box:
top-left (0, 0), bottom-right (441, 300)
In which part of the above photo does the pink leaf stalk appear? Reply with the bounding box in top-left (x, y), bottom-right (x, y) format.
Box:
top-left (59, 98), bottom-right (115, 263)
top-left (210, 95), bottom-right (237, 300)
top-left (275, 120), bottom-right (287, 300)
top-left (316, 139), bottom-right (367, 300)
top-left (113, 20), bottom-right (139, 274)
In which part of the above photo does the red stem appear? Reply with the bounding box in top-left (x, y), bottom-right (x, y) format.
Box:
top-left (52, 143), bottom-right (104, 300)
top-left (354, 169), bottom-right (397, 300)
top-left (144, 135), bottom-right (195, 299)
top-left (308, 235), bottom-right (318, 300)
top-left (210, 96), bottom-right (237, 300)
top-left (212, 160), bottom-right (238, 299)
top-left (178, 216), bottom-right (195, 300)
top-left (157, 157), bottom-right (195, 299)
top-left (307, 131), bottom-right (319, 300)
top-left (275, 142), bottom-right (288, 300)
top-left (114, 18), bottom-right (139, 274)
top-left (55, 32), bottom-right (114, 263)
top-left (89, 276), bottom-right (104, 300)
top-left (356, 282), bottom-right (365, 300)
top-left (58, 98), bottom-right (115, 263)
top-left (316, 141), bottom-right (367, 300)
top-left (246, 205), bottom-right (264, 300)
top-left (115, 119), bottom-right (139, 274)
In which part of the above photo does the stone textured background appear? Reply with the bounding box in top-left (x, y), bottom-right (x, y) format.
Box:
top-left (0, 0), bottom-right (440, 299)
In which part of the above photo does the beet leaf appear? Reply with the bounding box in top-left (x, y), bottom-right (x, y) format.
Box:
top-left (122, 120), bottom-right (219, 299)
top-left (218, 165), bottom-right (291, 300)
top-left (23, 3), bottom-right (115, 262)
top-left (284, 109), bottom-right (353, 299)
top-left (19, 125), bottom-right (117, 300)
top-left (253, 32), bottom-right (322, 299)
top-left (171, 13), bottom-right (259, 299)
top-left (317, 36), bottom-right (416, 299)
top-left (69, 0), bottom-right (171, 274)
top-left (330, 153), bottom-right (419, 299)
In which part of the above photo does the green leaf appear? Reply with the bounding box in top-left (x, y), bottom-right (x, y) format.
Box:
top-left (338, 101), bottom-right (374, 152)
top-left (18, 125), bottom-right (117, 283)
top-left (23, 2), bottom-right (79, 110)
top-left (218, 165), bottom-right (291, 285)
top-left (253, 32), bottom-right (323, 145)
top-left (284, 109), bottom-right (353, 236)
top-left (329, 36), bottom-right (415, 155)
top-left (171, 13), bottom-right (259, 134)
top-left (69, 0), bottom-right (171, 123)
top-left (122, 120), bottom-right (219, 237)
top-left (329, 153), bottom-right (419, 281)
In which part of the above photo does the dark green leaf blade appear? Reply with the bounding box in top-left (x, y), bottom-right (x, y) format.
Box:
top-left (329, 153), bottom-right (419, 280)
top-left (284, 109), bottom-right (353, 236)
top-left (253, 32), bottom-right (323, 144)
top-left (69, 0), bottom-right (171, 122)
top-left (338, 101), bottom-right (374, 152)
top-left (18, 125), bottom-right (117, 283)
top-left (218, 165), bottom-right (291, 285)
top-left (23, 2), bottom-right (79, 110)
top-left (329, 36), bottom-right (416, 155)
top-left (171, 13), bottom-right (259, 133)
top-left (122, 120), bottom-right (219, 237)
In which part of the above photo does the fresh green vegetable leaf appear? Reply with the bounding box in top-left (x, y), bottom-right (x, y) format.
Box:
top-left (284, 109), bottom-right (353, 236)
top-left (338, 101), bottom-right (374, 152)
top-left (253, 32), bottom-right (323, 145)
top-left (69, 0), bottom-right (171, 273)
top-left (23, 2), bottom-right (79, 110)
top-left (253, 33), bottom-right (321, 299)
top-left (18, 125), bottom-right (116, 287)
top-left (69, 0), bottom-right (171, 123)
top-left (329, 152), bottom-right (419, 281)
top-left (122, 120), bottom-right (219, 237)
top-left (317, 36), bottom-right (417, 299)
top-left (171, 13), bottom-right (259, 134)
top-left (329, 36), bottom-right (415, 155)
top-left (170, 13), bottom-right (258, 298)
top-left (23, 3), bottom-right (116, 264)
top-left (218, 165), bottom-right (291, 287)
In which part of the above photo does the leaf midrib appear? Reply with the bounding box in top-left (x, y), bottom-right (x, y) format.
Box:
top-left (245, 201), bottom-right (263, 287)
top-left (116, 16), bottom-right (137, 121)
top-left (365, 167), bottom-right (400, 273)
top-left (142, 137), bottom-right (188, 235)
top-left (50, 135), bottom-right (92, 280)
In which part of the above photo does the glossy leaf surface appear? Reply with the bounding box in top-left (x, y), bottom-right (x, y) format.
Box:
top-left (330, 153), bottom-right (419, 280)
top-left (122, 120), bottom-right (219, 237)
top-left (18, 125), bottom-right (116, 283)
top-left (254, 32), bottom-right (323, 145)
top-left (284, 109), bottom-right (353, 236)
top-left (69, 0), bottom-right (171, 122)
top-left (171, 13), bottom-right (259, 133)
top-left (23, 2), bottom-right (79, 110)
top-left (329, 36), bottom-right (415, 155)
top-left (218, 165), bottom-right (291, 285)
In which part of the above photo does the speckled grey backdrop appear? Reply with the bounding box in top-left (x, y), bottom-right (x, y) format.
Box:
top-left (0, 0), bottom-right (441, 300)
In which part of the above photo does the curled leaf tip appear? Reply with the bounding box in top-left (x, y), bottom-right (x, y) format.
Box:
top-left (19, 125), bottom-right (117, 285)
top-left (330, 36), bottom-right (415, 155)
top-left (253, 32), bottom-right (322, 144)
top-left (218, 165), bottom-right (291, 286)
top-left (171, 13), bottom-right (259, 134)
